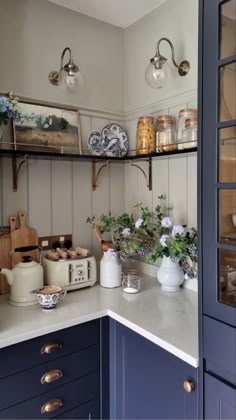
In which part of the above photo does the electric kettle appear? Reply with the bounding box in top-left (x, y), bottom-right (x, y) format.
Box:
top-left (0, 245), bottom-right (44, 307)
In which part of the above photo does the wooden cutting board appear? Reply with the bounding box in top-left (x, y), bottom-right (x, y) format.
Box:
top-left (10, 211), bottom-right (39, 265)
top-left (0, 217), bottom-right (16, 294)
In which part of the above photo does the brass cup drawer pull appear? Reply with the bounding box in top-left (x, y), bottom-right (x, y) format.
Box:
top-left (41, 398), bottom-right (63, 414)
top-left (183, 380), bottom-right (195, 393)
top-left (41, 369), bottom-right (63, 384)
top-left (41, 343), bottom-right (63, 355)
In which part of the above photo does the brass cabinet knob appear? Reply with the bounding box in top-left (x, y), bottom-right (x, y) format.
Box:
top-left (41, 343), bottom-right (63, 355)
top-left (41, 398), bottom-right (63, 413)
top-left (41, 369), bottom-right (63, 384)
top-left (183, 380), bottom-right (195, 393)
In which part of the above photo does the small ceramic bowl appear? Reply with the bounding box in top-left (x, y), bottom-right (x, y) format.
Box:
top-left (36, 285), bottom-right (66, 310)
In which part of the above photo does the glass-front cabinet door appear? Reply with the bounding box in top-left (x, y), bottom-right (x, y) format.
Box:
top-left (202, 0), bottom-right (236, 325)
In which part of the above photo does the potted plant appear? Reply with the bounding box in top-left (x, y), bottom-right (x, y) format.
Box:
top-left (0, 93), bottom-right (18, 141)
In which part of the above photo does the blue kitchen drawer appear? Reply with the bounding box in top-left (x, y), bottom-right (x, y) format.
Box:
top-left (0, 344), bottom-right (99, 411)
top-left (204, 315), bottom-right (236, 384)
top-left (0, 319), bottom-right (99, 379)
top-left (54, 398), bottom-right (100, 419)
top-left (0, 371), bottom-right (100, 419)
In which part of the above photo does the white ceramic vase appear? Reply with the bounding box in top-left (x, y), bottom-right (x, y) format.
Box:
top-left (157, 256), bottom-right (184, 292)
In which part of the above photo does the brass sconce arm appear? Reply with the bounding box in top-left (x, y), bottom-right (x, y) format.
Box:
top-left (154, 37), bottom-right (190, 76)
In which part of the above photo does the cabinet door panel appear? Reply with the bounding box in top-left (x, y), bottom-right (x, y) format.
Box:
top-left (205, 373), bottom-right (236, 419)
top-left (111, 321), bottom-right (198, 420)
top-left (54, 398), bottom-right (99, 419)
top-left (0, 372), bottom-right (99, 419)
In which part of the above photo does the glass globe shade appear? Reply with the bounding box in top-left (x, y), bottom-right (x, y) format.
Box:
top-left (145, 60), bottom-right (172, 89)
top-left (58, 70), bottom-right (83, 90)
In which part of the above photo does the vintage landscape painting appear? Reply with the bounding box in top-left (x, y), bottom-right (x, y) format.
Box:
top-left (14, 102), bottom-right (82, 153)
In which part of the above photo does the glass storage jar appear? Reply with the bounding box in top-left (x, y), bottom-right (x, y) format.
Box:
top-left (156, 117), bottom-right (177, 152)
top-left (177, 109), bottom-right (197, 143)
top-left (122, 270), bottom-right (142, 294)
top-left (137, 116), bottom-right (155, 155)
top-left (180, 118), bottom-right (198, 149)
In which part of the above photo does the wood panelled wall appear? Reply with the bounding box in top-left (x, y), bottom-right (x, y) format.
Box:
top-left (0, 91), bottom-right (197, 259)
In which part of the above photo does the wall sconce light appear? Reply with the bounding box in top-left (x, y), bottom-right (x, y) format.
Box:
top-left (48, 47), bottom-right (82, 89)
top-left (145, 37), bottom-right (190, 89)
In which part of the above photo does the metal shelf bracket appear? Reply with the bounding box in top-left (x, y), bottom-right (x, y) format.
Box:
top-left (92, 160), bottom-right (109, 191)
top-left (12, 154), bottom-right (28, 192)
top-left (130, 156), bottom-right (152, 191)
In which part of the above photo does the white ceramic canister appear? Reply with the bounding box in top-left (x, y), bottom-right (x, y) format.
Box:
top-left (100, 249), bottom-right (122, 288)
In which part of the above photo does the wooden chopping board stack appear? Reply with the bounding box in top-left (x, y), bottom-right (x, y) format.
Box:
top-left (0, 211), bottom-right (39, 294)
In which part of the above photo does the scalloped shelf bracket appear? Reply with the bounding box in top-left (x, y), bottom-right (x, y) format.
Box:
top-left (12, 155), bottom-right (28, 192)
top-left (130, 157), bottom-right (152, 191)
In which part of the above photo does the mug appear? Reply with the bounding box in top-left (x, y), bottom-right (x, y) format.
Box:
top-left (36, 285), bottom-right (66, 310)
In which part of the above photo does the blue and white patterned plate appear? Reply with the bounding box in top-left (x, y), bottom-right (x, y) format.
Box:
top-left (87, 130), bottom-right (103, 156)
top-left (101, 124), bottom-right (129, 157)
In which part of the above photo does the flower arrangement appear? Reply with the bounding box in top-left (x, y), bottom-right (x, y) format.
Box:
top-left (146, 216), bottom-right (197, 265)
top-left (87, 195), bottom-right (167, 260)
top-left (87, 195), bottom-right (198, 278)
top-left (0, 93), bottom-right (18, 125)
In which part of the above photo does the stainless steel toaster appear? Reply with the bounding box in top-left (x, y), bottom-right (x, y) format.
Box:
top-left (43, 256), bottom-right (97, 291)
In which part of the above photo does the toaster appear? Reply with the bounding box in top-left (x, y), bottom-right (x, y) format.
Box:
top-left (43, 256), bottom-right (97, 291)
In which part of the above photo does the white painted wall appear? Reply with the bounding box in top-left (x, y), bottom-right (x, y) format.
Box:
top-left (124, 0), bottom-right (198, 114)
top-left (0, 0), bottom-right (124, 114)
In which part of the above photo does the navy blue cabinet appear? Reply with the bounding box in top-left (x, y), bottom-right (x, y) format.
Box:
top-left (110, 320), bottom-right (198, 420)
top-left (199, 0), bottom-right (236, 417)
top-left (204, 373), bottom-right (236, 420)
top-left (0, 320), bottom-right (100, 419)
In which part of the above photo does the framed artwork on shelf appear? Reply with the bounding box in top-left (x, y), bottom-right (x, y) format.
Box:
top-left (13, 100), bottom-right (82, 154)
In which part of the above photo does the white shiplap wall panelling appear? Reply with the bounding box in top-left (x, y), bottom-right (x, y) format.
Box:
top-left (168, 155), bottom-right (187, 225)
top-left (51, 160), bottom-right (73, 236)
top-left (125, 162), bottom-right (138, 216)
top-left (2, 157), bottom-right (28, 225)
top-left (28, 159), bottom-right (52, 236)
top-left (110, 163), bottom-right (125, 216)
top-left (72, 161), bottom-right (93, 249)
top-left (187, 153), bottom-right (197, 228)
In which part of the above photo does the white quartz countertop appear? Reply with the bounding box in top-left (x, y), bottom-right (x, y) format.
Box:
top-left (0, 276), bottom-right (198, 367)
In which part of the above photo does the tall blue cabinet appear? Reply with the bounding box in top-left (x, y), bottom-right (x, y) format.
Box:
top-left (199, 0), bottom-right (236, 418)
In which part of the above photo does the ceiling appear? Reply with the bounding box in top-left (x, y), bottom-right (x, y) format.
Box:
top-left (48, 0), bottom-right (167, 28)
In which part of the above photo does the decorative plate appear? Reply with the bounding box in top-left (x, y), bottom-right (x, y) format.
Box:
top-left (101, 123), bottom-right (129, 157)
top-left (87, 130), bottom-right (103, 156)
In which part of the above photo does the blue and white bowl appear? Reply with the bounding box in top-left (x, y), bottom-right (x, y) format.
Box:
top-left (36, 285), bottom-right (66, 310)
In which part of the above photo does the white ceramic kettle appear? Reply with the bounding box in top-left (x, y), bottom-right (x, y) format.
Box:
top-left (0, 246), bottom-right (44, 307)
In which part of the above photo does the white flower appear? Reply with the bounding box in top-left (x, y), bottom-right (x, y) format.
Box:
top-left (161, 217), bottom-right (173, 228)
top-left (172, 224), bottom-right (187, 237)
top-left (122, 228), bottom-right (130, 237)
top-left (135, 218), bottom-right (143, 229)
top-left (160, 234), bottom-right (169, 247)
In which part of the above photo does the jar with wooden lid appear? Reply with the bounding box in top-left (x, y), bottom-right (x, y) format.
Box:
top-left (137, 116), bottom-right (155, 155)
top-left (156, 118), bottom-right (177, 152)
top-left (177, 109), bottom-right (197, 142)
